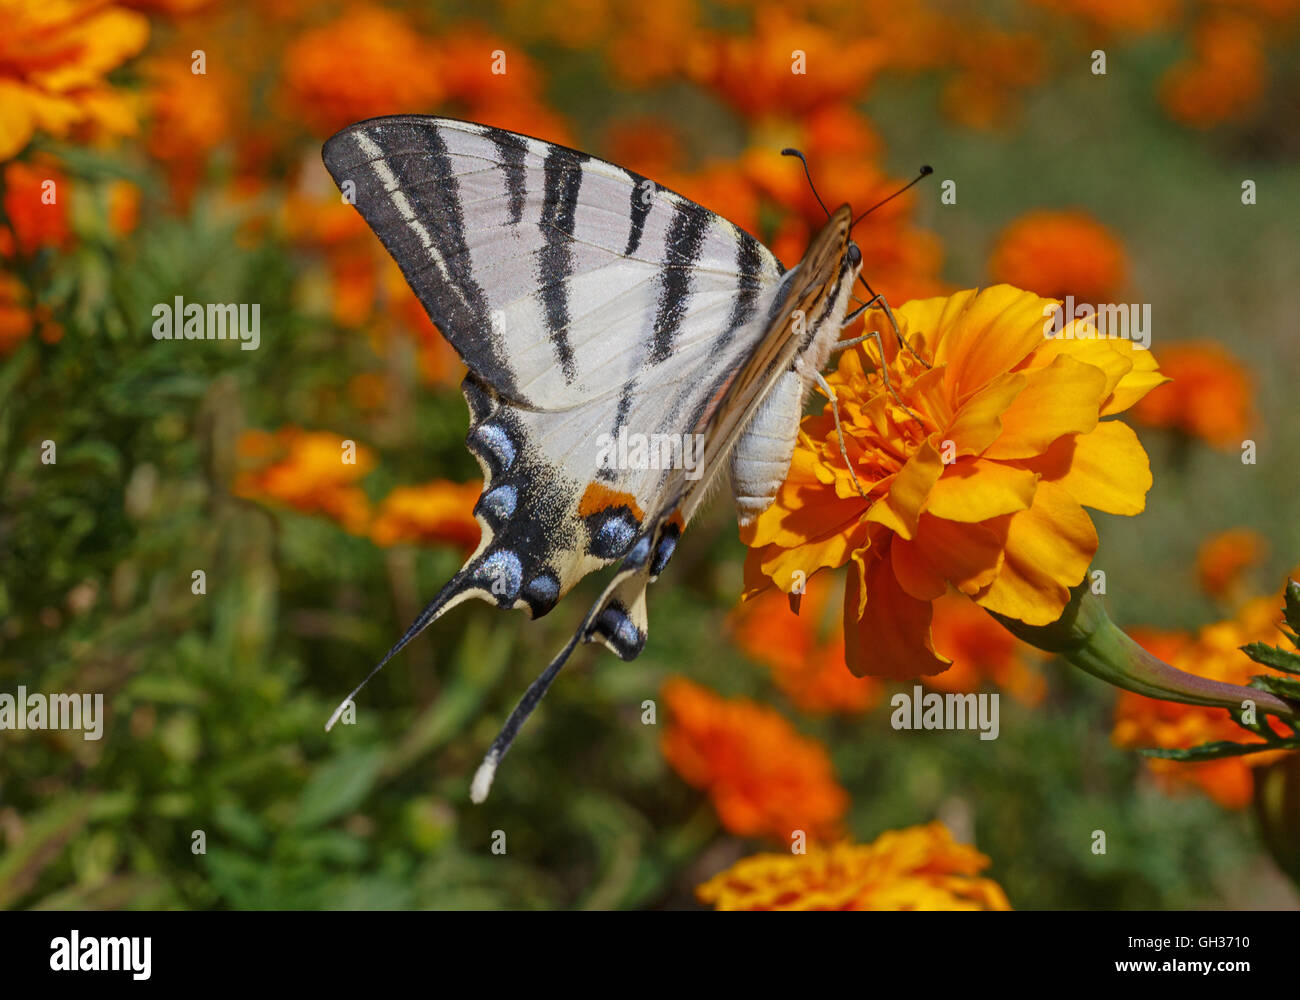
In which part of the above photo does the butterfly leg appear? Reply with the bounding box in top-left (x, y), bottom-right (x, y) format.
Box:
top-left (796, 356), bottom-right (868, 500)
top-left (858, 278), bottom-right (931, 370)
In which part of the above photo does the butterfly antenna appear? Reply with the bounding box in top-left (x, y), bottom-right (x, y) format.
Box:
top-left (851, 165), bottom-right (933, 228)
top-left (324, 570), bottom-right (468, 731)
top-left (782, 148), bottom-right (831, 220)
top-left (470, 625), bottom-right (586, 803)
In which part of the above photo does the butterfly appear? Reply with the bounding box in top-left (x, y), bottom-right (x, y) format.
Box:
top-left (320, 115), bottom-right (929, 801)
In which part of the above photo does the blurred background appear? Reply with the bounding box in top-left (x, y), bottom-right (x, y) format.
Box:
top-left (2, 0), bottom-right (1299, 909)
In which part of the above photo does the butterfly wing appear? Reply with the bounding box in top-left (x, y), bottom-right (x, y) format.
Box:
top-left (321, 117), bottom-right (852, 794)
top-left (322, 115), bottom-right (785, 411)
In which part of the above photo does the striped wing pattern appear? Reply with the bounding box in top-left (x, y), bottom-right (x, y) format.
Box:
top-left (320, 116), bottom-right (844, 795)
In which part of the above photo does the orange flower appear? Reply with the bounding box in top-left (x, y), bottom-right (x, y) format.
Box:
top-left (687, 8), bottom-right (886, 120)
top-left (696, 822), bottom-right (1011, 911)
top-left (280, 7), bottom-right (444, 138)
top-left (1027, 0), bottom-right (1180, 35)
top-left (661, 677), bottom-right (847, 842)
top-left (1114, 593), bottom-right (1294, 809)
top-left (729, 572), bottom-right (882, 715)
top-left (143, 52), bottom-right (233, 207)
top-left (1196, 529), bottom-right (1267, 602)
top-left (1160, 14), bottom-right (1267, 128)
top-left (0, 271), bottom-right (33, 354)
top-left (369, 481), bottom-right (481, 551)
top-left (1, 159), bottom-right (71, 256)
top-left (927, 590), bottom-right (1046, 705)
top-left (0, 0), bottom-right (149, 161)
top-left (234, 427), bottom-right (374, 533)
top-left (106, 178), bottom-right (140, 238)
top-left (1130, 340), bottom-right (1253, 448)
top-left (990, 210), bottom-right (1127, 303)
top-left (743, 285), bottom-right (1166, 679)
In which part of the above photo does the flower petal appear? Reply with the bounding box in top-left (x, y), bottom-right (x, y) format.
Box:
top-left (865, 438), bottom-right (944, 540)
top-left (845, 545), bottom-right (951, 679)
top-left (983, 354), bottom-right (1107, 460)
top-left (974, 480), bottom-right (1097, 625)
top-left (1018, 420), bottom-right (1152, 516)
top-left (923, 458), bottom-right (1038, 522)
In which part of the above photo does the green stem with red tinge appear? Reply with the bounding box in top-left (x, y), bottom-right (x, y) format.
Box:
top-left (991, 583), bottom-right (1299, 724)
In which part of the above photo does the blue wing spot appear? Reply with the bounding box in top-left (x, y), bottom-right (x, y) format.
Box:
top-left (472, 423), bottom-right (516, 471)
top-left (592, 602), bottom-right (645, 661)
top-left (477, 549), bottom-right (523, 605)
top-left (523, 571), bottom-right (561, 618)
top-left (650, 523), bottom-right (680, 578)
top-left (588, 510), bottom-right (639, 560)
top-left (623, 534), bottom-right (652, 571)
top-left (478, 484), bottom-right (517, 523)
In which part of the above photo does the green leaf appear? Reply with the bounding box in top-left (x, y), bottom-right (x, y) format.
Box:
top-left (294, 749), bottom-right (385, 830)
top-left (1241, 642), bottom-right (1300, 675)
top-left (1141, 741), bottom-right (1276, 762)
top-left (1249, 674), bottom-right (1300, 701)
top-left (1282, 580), bottom-right (1300, 643)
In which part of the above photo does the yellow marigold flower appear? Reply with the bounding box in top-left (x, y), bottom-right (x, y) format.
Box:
top-left (990, 210), bottom-right (1127, 303)
top-left (1114, 592), bottom-right (1294, 809)
top-left (369, 481), bottom-right (482, 551)
top-left (234, 427), bottom-right (374, 534)
top-left (696, 822), bottom-right (1011, 911)
top-left (1130, 340), bottom-right (1254, 448)
top-left (661, 677), bottom-right (848, 842)
top-left (1196, 528), bottom-right (1267, 603)
top-left (742, 285), bottom-right (1166, 679)
top-left (0, 0), bottom-right (149, 161)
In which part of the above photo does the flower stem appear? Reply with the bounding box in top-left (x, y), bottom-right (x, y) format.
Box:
top-left (990, 584), bottom-right (1298, 723)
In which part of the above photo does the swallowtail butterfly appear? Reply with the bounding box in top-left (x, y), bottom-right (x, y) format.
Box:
top-left (320, 116), bottom-right (928, 801)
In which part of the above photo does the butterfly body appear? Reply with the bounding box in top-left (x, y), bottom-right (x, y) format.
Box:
top-left (321, 116), bottom-right (863, 796)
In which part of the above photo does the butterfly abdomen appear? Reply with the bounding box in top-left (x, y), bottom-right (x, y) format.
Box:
top-left (731, 369), bottom-right (804, 525)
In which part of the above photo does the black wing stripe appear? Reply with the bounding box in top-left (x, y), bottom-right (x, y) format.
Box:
top-left (538, 146), bottom-right (586, 384)
top-left (649, 203), bottom-right (711, 364)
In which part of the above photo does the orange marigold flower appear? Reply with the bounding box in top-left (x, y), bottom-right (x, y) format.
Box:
top-left (1114, 593), bottom-right (1293, 809)
top-left (0, 0), bottom-right (149, 161)
top-left (990, 210), bottom-right (1127, 303)
top-left (280, 7), bottom-right (444, 138)
top-left (661, 677), bottom-right (848, 842)
top-left (927, 590), bottom-right (1047, 705)
top-left (234, 427), bottom-right (374, 533)
top-left (0, 271), bottom-right (34, 354)
top-left (729, 572), bottom-right (882, 715)
top-left (1, 159), bottom-right (71, 256)
top-left (1130, 340), bottom-right (1254, 448)
top-left (696, 822), bottom-right (1012, 911)
top-left (687, 9), bottom-right (886, 119)
top-left (743, 285), bottom-right (1166, 679)
top-left (369, 480), bottom-right (481, 551)
top-left (1160, 14), bottom-right (1267, 128)
top-left (105, 178), bottom-right (140, 237)
top-left (143, 52), bottom-right (232, 208)
top-left (1196, 528), bottom-right (1267, 602)
top-left (1027, 0), bottom-right (1180, 35)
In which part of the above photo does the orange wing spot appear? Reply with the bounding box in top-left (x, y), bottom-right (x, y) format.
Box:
top-left (578, 481), bottom-right (645, 521)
